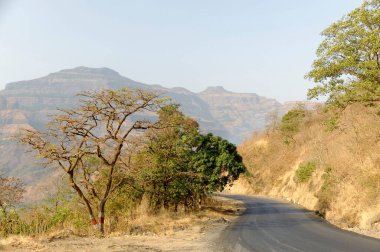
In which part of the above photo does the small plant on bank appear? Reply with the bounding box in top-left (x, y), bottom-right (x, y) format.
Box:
top-left (294, 161), bottom-right (316, 183)
top-left (323, 116), bottom-right (339, 132)
top-left (280, 105), bottom-right (307, 144)
top-left (316, 167), bottom-right (334, 216)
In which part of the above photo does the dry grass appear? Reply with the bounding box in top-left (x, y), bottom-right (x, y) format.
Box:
top-left (0, 196), bottom-right (243, 251)
top-left (237, 103), bottom-right (380, 230)
top-left (124, 195), bottom-right (243, 236)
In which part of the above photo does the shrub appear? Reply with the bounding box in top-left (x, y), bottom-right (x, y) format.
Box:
top-left (294, 161), bottom-right (316, 183)
top-left (0, 209), bottom-right (23, 236)
top-left (280, 105), bottom-right (307, 144)
top-left (323, 116), bottom-right (339, 132)
top-left (316, 167), bottom-right (334, 216)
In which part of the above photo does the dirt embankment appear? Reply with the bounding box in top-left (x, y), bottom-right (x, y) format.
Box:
top-left (233, 104), bottom-right (380, 238)
top-left (0, 196), bottom-right (244, 252)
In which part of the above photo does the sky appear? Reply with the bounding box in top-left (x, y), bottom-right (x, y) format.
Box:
top-left (0, 0), bottom-right (362, 101)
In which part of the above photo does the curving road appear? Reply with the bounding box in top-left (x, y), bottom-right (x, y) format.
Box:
top-left (218, 194), bottom-right (380, 252)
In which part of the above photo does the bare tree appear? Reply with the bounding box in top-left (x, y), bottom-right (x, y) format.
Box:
top-left (20, 88), bottom-right (165, 234)
top-left (0, 174), bottom-right (25, 213)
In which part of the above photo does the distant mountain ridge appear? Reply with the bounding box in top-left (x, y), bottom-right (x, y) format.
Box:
top-left (0, 66), bottom-right (290, 185)
top-left (198, 86), bottom-right (283, 141)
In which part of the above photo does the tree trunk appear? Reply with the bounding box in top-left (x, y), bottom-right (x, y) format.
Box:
top-left (68, 172), bottom-right (98, 229)
top-left (163, 186), bottom-right (169, 210)
top-left (90, 214), bottom-right (98, 227)
top-left (99, 202), bottom-right (106, 235)
top-left (99, 212), bottom-right (105, 235)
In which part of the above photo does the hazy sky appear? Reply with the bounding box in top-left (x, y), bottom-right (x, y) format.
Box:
top-left (0, 0), bottom-right (362, 101)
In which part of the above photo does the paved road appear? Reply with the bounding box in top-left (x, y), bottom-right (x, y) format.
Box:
top-left (218, 195), bottom-right (380, 252)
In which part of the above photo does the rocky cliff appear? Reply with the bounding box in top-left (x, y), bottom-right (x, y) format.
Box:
top-left (198, 86), bottom-right (283, 142)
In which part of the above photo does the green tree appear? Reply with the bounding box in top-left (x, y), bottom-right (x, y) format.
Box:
top-left (135, 104), bottom-right (200, 210)
top-left (135, 105), bottom-right (246, 211)
top-left (306, 0), bottom-right (380, 108)
top-left (192, 133), bottom-right (246, 194)
top-left (279, 105), bottom-right (307, 144)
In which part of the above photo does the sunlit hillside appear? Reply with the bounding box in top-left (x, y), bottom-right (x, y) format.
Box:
top-left (236, 103), bottom-right (380, 230)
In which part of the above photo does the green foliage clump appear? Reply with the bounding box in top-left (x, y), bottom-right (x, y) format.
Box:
top-left (280, 105), bottom-right (307, 144)
top-left (0, 209), bottom-right (22, 236)
top-left (316, 167), bottom-right (334, 216)
top-left (135, 104), bottom-right (246, 211)
top-left (306, 0), bottom-right (380, 109)
top-left (323, 116), bottom-right (340, 132)
top-left (0, 205), bottom-right (70, 237)
top-left (294, 161), bottom-right (316, 183)
top-left (320, 167), bottom-right (333, 192)
top-left (49, 207), bottom-right (70, 227)
top-left (192, 133), bottom-right (246, 192)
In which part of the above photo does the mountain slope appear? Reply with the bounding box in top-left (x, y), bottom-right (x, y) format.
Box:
top-left (0, 66), bottom-right (287, 186)
top-left (235, 104), bottom-right (380, 232)
top-left (0, 67), bottom-right (229, 137)
top-left (198, 86), bottom-right (283, 142)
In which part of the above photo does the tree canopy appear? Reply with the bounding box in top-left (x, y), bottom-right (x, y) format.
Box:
top-left (135, 104), bottom-right (246, 211)
top-left (306, 0), bottom-right (380, 108)
top-left (192, 133), bottom-right (246, 193)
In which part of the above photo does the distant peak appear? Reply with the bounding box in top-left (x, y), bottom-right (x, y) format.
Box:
top-left (58, 66), bottom-right (121, 77)
top-left (201, 86), bottom-right (229, 93)
top-left (170, 87), bottom-right (191, 92)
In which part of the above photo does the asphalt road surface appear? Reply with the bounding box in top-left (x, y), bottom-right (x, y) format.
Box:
top-left (218, 195), bottom-right (380, 252)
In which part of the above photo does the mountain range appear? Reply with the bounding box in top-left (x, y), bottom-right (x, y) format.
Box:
top-left (0, 66), bottom-right (296, 185)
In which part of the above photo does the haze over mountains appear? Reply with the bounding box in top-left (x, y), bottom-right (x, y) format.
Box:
top-left (0, 66), bottom-right (294, 184)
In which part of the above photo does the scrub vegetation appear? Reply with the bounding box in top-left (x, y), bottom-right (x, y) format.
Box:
top-left (0, 88), bottom-right (245, 238)
top-left (294, 161), bottom-right (316, 183)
